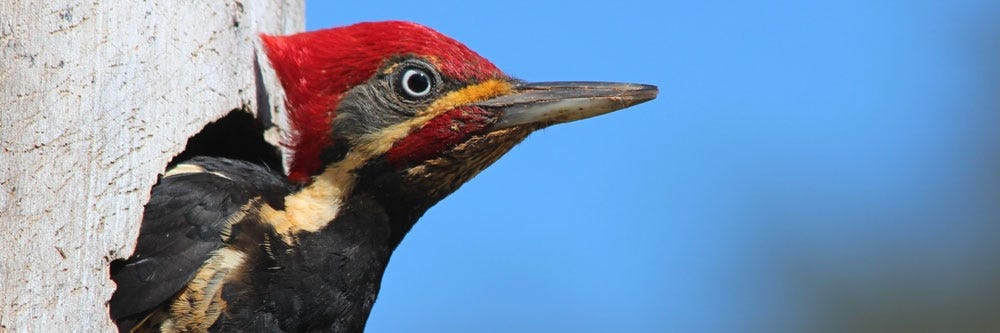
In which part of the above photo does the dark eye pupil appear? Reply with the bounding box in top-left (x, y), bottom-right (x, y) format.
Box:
top-left (406, 71), bottom-right (429, 94)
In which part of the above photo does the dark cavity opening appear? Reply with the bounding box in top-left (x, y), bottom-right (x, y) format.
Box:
top-left (168, 110), bottom-right (283, 170)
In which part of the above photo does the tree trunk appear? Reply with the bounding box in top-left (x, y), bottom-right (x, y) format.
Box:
top-left (0, 1), bottom-right (303, 331)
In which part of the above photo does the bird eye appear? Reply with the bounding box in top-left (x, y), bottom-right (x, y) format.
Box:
top-left (399, 68), bottom-right (432, 99)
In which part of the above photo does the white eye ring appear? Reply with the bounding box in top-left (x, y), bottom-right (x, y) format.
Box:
top-left (400, 68), bottom-right (432, 98)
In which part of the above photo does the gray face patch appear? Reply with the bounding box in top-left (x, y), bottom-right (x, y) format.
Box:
top-left (331, 57), bottom-right (443, 143)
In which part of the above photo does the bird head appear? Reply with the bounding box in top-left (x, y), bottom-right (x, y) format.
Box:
top-left (261, 21), bottom-right (656, 214)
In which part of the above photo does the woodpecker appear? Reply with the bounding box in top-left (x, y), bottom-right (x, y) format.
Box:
top-left (109, 21), bottom-right (656, 332)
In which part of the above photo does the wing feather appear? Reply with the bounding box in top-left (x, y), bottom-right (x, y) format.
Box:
top-left (109, 157), bottom-right (294, 325)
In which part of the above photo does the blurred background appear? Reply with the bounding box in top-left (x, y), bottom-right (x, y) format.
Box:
top-left (307, 1), bottom-right (1000, 332)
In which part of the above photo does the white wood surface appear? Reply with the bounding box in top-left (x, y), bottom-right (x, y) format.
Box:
top-left (0, 1), bottom-right (303, 331)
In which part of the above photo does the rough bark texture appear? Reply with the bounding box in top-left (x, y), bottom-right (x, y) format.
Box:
top-left (0, 1), bottom-right (303, 331)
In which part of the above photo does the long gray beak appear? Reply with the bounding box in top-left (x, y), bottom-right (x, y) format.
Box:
top-left (476, 81), bottom-right (658, 129)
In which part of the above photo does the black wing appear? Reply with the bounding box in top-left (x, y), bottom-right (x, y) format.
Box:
top-left (109, 157), bottom-right (295, 325)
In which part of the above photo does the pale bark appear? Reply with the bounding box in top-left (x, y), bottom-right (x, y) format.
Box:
top-left (0, 1), bottom-right (302, 331)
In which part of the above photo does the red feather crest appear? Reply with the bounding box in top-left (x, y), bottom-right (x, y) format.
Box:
top-left (261, 21), bottom-right (503, 182)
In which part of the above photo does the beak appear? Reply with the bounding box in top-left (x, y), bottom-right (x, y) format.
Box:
top-left (476, 81), bottom-right (658, 130)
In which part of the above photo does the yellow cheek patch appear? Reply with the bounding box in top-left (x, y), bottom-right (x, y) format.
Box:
top-left (258, 79), bottom-right (515, 236)
top-left (357, 79), bottom-right (514, 157)
top-left (420, 79), bottom-right (514, 117)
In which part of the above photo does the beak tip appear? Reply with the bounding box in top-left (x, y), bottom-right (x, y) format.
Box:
top-left (626, 83), bottom-right (659, 105)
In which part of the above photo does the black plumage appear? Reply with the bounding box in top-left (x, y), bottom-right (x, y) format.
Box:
top-left (110, 153), bottom-right (449, 332)
top-left (109, 157), bottom-right (296, 330)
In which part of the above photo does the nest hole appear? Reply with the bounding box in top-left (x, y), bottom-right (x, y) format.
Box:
top-left (168, 110), bottom-right (283, 170)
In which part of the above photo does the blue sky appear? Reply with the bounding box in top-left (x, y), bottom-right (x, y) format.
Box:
top-left (306, 1), bottom-right (1000, 332)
